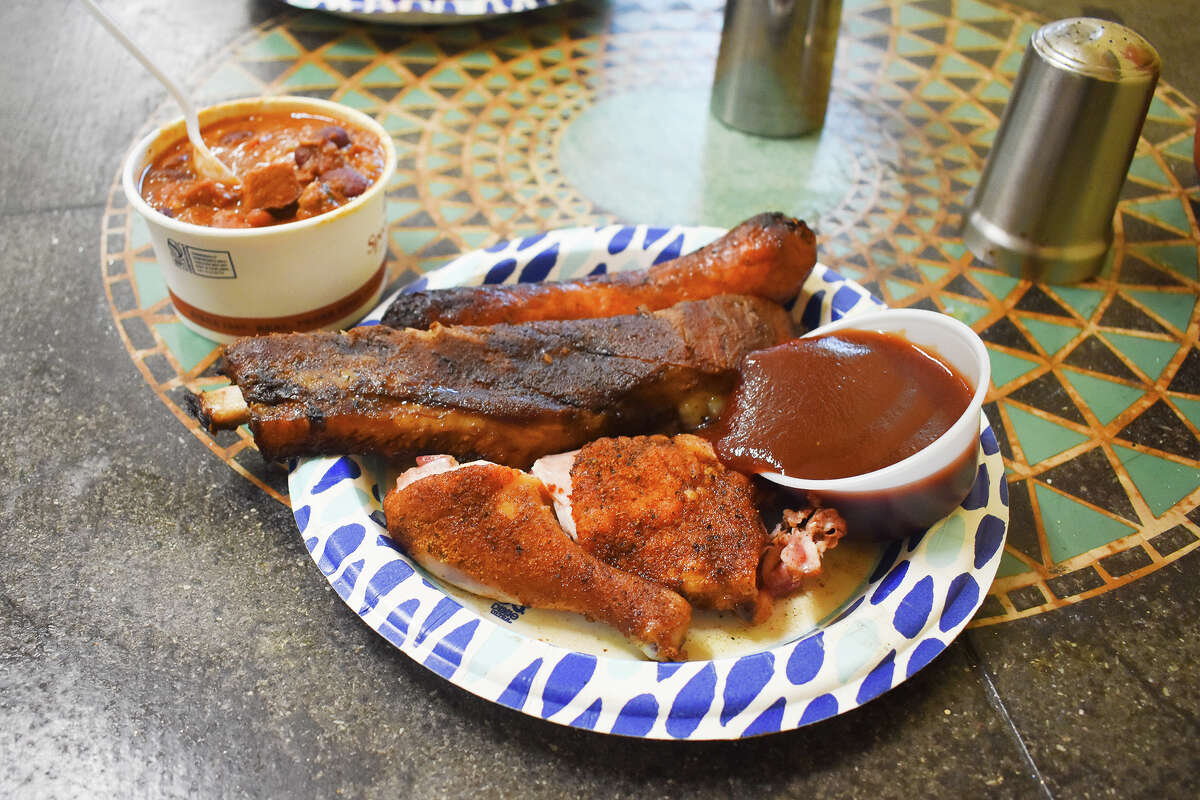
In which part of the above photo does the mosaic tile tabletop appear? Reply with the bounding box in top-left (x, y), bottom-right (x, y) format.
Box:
top-left (101, 0), bottom-right (1200, 628)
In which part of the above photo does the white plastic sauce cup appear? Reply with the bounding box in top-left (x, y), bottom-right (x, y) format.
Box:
top-left (761, 309), bottom-right (992, 540)
top-left (122, 96), bottom-right (397, 344)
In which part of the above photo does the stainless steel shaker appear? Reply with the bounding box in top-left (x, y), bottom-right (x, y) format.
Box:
top-left (961, 18), bottom-right (1160, 283)
top-left (710, 0), bottom-right (844, 137)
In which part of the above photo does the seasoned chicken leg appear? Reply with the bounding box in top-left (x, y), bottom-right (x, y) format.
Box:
top-left (383, 458), bottom-right (692, 661)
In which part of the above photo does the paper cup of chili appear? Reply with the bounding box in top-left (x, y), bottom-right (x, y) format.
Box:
top-left (122, 96), bottom-right (396, 344)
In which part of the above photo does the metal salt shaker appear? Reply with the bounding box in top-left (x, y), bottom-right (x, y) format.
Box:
top-left (710, 0), bottom-right (844, 137)
top-left (961, 18), bottom-right (1160, 283)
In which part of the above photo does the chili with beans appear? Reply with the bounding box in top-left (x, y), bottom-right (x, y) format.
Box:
top-left (140, 111), bottom-right (386, 228)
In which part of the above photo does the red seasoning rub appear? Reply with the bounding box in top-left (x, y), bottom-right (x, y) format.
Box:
top-left (139, 111), bottom-right (386, 228)
top-left (710, 330), bottom-right (974, 480)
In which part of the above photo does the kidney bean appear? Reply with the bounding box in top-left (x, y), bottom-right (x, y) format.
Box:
top-left (319, 125), bottom-right (351, 148)
top-left (321, 166), bottom-right (370, 198)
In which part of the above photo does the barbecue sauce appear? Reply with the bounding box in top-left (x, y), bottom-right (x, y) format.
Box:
top-left (710, 330), bottom-right (973, 480)
top-left (707, 330), bottom-right (979, 539)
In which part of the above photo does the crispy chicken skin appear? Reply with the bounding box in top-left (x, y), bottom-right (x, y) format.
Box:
top-left (383, 461), bottom-right (692, 661)
top-left (218, 295), bottom-right (793, 467)
top-left (566, 435), bottom-right (769, 614)
top-left (381, 212), bottom-right (816, 329)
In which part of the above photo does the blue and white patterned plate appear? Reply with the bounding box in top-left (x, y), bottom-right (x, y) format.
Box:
top-left (283, 0), bottom-right (564, 25)
top-left (288, 224), bottom-right (1009, 739)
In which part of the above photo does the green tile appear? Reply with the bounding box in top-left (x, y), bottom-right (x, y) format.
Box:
top-left (336, 90), bottom-right (376, 111)
top-left (1147, 95), bottom-right (1189, 122)
top-left (897, 5), bottom-right (944, 27)
top-left (460, 50), bottom-right (497, 70)
top-left (1021, 317), bottom-right (1080, 355)
top-left (1035, 483), bottom-right (1136, 563)
top-left (886, 59), bottom-right (925, 81)
top-left (1126, 154), bottom-right (1173, 187)
top-left (953, 25), bottom-right (1005, 50)
top-left (154, 322), bottom-right (217, 373)
top-left (130, 215), bottom-right (152, 251)
top-left (1127, 290), bottom-right (1196, 332)
top-left (988, 348), bottom-right (1040, 386)
top-left (1050, 286), bottom-right (1105, 320)
top-left (399, 87), bottom-right (440, 107)
top-left (939, 54), bottom-right (986, 77)
top-left (948, 103), bottom-right (988, 123)
top-left (429, 66), bottom-right (468, 86)
top-left (239, 30), bottom-right (300, 60)
top-left (1126, 197), bottom-right (1192, 234)
top-left (998, 51), bottom-right (1023, 76)
top-left (132, 260), bottom-right (167, 309)
top-left (386, 200), bottom-right (421, 223)
top-left (939, 296), bottom-right (990, 326)
top-left (440, 204), bottom-right (472, 223)
top-left (1163, 136), bottom-right (1196, 161)
top-left (978, 80), bottom-right (1010, 102)
top-left (325, 34), bottom-right (379, 58)
top-left (941, 242), bottom-right (967, 260)
top-left (926, 121), bottom-right (951, 139)
top-left (460, 230), bottom-right (495, 250)
top-left (919, 264), bottom-right (948, 281)
top-left (361, 63), bottom-right (406, 86)
top-left (897, 33), bottom-right (935, 55)
top-left (395, 40), bottom-right (441, 60)
top-left (972, 270), bottom-right (1019, 300)
top-left (283, 63), bottom-right (341, 90)
top-left (995, 550), bottom-right (1030, 578)
top-left (886, 280), bottom-right (918, 301)
top-left (956, 0), bottom-right (1005, 20)
top-left (510, 58), bottom-right (537, 77)
top-left (1170, 395), bottom-right (1200, 428)
top-left (1060, 369), bottom-right (1143, 425)
top-left (1100, 332), bottom-right (1179, 380)
top-left (1132, 244), bottom-right (1199, 280)
top-left (460, 89), bottom-right (490, 107)
top-left (391, 229), bottom-right (438, 254)
top-left (1006, 405), bottom-right (1089, 464)
top-left (382, 113), bottom-right (420, 134)
top-left (919, 79), bottom-right (958, 101)
top-left (1112, 444), bottom-right (1200, 516)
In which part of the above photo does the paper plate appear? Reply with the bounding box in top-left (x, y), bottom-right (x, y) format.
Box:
top-left (287, 224), bottom-right (1008, 739)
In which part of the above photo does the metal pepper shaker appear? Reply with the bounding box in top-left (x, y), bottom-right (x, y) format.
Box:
top-left (710, 0), bottom-right (844, 137)
top-left (961, 18), bottom-right (1160, 283)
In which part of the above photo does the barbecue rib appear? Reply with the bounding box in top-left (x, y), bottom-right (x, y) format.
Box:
top-left (195, 294), bottom-right (794, 467)
top-left (381, 212), bottom-right (816, 329)
top-left (384, 459), bottom-right (692, 661)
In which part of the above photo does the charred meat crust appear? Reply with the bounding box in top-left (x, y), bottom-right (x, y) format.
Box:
top-left (380, 212), bottom-right (816, 329)
top-left (569, 434), bottom-right (768, 611)
top-left (221, 294), bottom-right (794, 466)
top-left (384, 462), bottom-right (692, 660)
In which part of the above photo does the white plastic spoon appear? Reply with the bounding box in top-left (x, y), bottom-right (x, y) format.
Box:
top-left (82, 0), bottom-right (240, 186)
